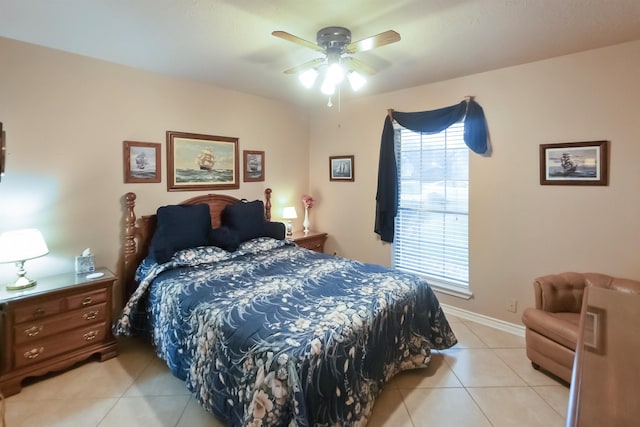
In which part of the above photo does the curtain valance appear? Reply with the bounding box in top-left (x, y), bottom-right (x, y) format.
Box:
top-left (374, 99), bottom-right (489, 243)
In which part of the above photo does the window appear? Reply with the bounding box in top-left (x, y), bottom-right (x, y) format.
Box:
top-left (392, 122), bottom-right (469, 294)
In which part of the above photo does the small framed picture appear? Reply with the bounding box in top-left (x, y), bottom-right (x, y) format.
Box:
top-left (166, 131), bottom-right (239, 191)
top-left (0, 122), bottom-right (5, 182)
top-left (243, 150), bottom-right (265, 182)
top-left (329, 155), bottom-right (354, 182)
top-left (539, 141), bottom-right (609, 186)
top-left (123, 141), bottom-right (161, 183)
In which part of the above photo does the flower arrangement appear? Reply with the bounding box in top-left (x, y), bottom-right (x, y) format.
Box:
top-left (302, 195), bottom-right (315, 209)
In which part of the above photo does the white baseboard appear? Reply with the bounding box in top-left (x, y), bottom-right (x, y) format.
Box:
top-left (440, 303), bottom-right (525, 337)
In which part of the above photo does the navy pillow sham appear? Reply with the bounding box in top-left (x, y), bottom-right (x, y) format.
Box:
top-left (264, 221), bottom-right (285, 240)
top-left (209, 226), bottom-right (241, 252)
top-left (149, 203), bottom-right (211, 263)
top-left (220, 200), bottom-right (267, 243)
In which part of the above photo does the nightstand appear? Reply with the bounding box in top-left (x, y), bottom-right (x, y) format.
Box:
top-left (0, 268), bottom-right (118, 397)
top-left (290, 230), bottom-right (328, 253)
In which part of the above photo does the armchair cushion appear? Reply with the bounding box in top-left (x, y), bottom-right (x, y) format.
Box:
top-left (522, 309), bottom-right (580, 351)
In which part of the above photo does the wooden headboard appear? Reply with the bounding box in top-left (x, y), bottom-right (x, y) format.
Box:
top-left (122, 188), bottom-right (272, 303)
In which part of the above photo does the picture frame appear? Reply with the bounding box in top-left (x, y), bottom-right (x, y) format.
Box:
top-left (329, 155), bottom-right (355, 182)
top-left (166, 131), bottom-right (239, 191)
top-left (243, 150), bottom-right (265, 182)
top-left (0, 122), bottom-right (5, 182)
top-left (123, 141), bottom-right (161, 183)
top-left (539, 140), bottom-right (609, 186)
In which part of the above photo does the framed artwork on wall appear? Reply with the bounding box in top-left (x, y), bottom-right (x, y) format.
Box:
top-left (166, 131), bottom-right (239, 191)
top-left (539, 140), bottom-right (609, 186)
top-left (0, 122), bottom-right (5, 182)
top-left (243, 150), bottom-right (265, 182)
top-left (329, 155), bottom-right (354, 182)
top-left (123, 141), bottom-right (161, 183)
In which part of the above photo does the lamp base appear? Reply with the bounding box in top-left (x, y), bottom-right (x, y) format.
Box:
top-left (5, 275), bottom-right (37, 290)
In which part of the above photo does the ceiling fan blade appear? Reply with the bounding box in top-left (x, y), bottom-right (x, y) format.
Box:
top-left (283, 58), bottom-right (325, 74)
top-left (344, 30), bottom-right (401, 54)
top-left (342, 57), bottom-right (376, 75)
top-left (272, 31), bottom-right (325, 52)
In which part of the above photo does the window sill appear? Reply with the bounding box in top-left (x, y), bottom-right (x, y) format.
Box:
top-left (428, 279), bottom-right (473, 300)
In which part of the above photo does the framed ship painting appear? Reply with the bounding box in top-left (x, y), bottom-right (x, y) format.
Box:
top-left (329, 155), bottom-right (355, 182)
top-left (540, 141), bottom-right (609, 186)
top-left (123, 141), bottom-right (161, 183)
top-left (243, 150), bottom-right (264, 182)
top-left (166, 131), bottom-right (239, 191)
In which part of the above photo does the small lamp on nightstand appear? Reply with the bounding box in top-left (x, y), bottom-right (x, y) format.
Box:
top-left (0, 228), bottom-right (49, 290)
top-left (282, 206), bottom-right (297, 236)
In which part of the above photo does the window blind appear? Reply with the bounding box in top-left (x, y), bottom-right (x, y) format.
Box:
top-left (392, 122), bottom-right (469, 286)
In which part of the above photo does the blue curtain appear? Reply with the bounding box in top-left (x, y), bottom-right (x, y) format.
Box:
top-left (374, 99), bottom-right (489, 243)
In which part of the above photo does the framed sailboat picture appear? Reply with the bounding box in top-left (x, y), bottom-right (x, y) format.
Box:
top-left (166, 131), bottom-right (239, 191)
top-left (329, 155), bottom-right (354, 182)
top-left (243, 150), bottom-right (265, 182)
top-left (0, 122), bottom-right (5, 182)
top-left (539, 141), bottom-right (609, 186)
top-left (123, 141), bottom-right (161, 183)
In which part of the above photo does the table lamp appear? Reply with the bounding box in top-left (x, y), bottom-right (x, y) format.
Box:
top-left (282, 206), bottom-right (297, 236)
top-left (0, 228), bottom-right (49, 290)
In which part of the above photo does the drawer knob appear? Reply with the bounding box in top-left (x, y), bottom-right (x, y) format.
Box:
top-left (24, 347), bottom-right (44, 360)
top-left (24, 325), bottom-right (43, 337)
top-left (83, 310), bottom-right (99, 321)
top-left (83, 330), bottom-right (99, 341)
top-left (81, 296), bottom-right (93, 306)
top-left (33, 308), bottom-right (46, 318)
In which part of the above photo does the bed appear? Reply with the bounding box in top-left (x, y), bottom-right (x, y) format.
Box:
top-left (114, 189), bottom-right (457, 426)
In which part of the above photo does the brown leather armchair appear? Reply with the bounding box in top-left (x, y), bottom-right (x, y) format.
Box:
top-left (521, 272), bottom-right (640, 383)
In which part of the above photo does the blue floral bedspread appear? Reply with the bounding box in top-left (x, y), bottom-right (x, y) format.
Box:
top-left (114, 237), bottom-right (457, 426)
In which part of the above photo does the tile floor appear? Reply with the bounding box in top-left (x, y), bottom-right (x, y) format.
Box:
top-left (3, 314), bottom-right (569, 427)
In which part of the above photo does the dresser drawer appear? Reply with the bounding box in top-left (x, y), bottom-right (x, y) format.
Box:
top-left (66, 288), bottom-right (108, 310)
top-left (14, 303), bottom-right (107, 345)
top-left (13, 300), bottom-right (63, 324)
top-left (14, 322), bottom-right (108, 369)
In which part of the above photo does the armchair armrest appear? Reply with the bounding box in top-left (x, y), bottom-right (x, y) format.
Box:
top-left (533, 272), bottom-right (588, 313)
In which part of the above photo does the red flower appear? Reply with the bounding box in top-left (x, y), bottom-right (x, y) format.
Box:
top-left (302, 195), bottom-right (315, 209)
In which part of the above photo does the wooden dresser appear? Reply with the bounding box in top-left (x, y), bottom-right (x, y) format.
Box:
top-left (0, 268), bottom-right (118, 396)
top-left (291, 230), bottom-right (328, 253)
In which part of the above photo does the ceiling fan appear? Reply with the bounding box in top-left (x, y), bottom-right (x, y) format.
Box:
top-left (272, 26), bottom-right (401, 101)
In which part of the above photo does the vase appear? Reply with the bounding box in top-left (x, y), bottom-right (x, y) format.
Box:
top-left (303, 207), bottom-right (310, 233)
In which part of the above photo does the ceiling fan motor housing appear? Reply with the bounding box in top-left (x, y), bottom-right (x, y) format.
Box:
top-left (317, 26), bottom-right (352, 53)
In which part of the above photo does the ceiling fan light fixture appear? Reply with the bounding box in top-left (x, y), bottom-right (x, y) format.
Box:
top-left (298, 68), bottom-right (318, 88)
top-left (326, 62), bottom-right (344, 85)
top-left (348, 71), bottom-right (366, 91)
top-left (320, 77), bottom-right (335, 95)
top-left (274, 26), bottom-right (400, 105)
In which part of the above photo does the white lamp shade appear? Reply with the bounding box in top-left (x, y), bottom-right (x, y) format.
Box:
top-left (326, 63), bottom-right (344, 85)
top-left (348, 71), bottom-right (366, 91)
top-left (298, 68), bottom-right (318, 88)
top-left (282, 206), bottom-right (298, 220)
top-left (0, 228), bottom-right (49, 263)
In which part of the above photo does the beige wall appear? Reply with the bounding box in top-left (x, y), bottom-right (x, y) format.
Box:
top-left (0, 37), bottom-right (309, 304)
top-left (309, 40), bottom-right (640, 324)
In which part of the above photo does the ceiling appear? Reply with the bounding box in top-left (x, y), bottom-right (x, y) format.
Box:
top-left (2, 0), bottom-right (640, 108)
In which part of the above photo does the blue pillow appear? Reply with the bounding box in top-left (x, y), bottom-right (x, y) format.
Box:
top-left (264, 221), bottom-right (285, 240)
top-left (149, 203), bottom-right (211, 263)
top-left (220, 200), bottom-right (267, 243)
top-left (209, 226), bottom-right (240, 252)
